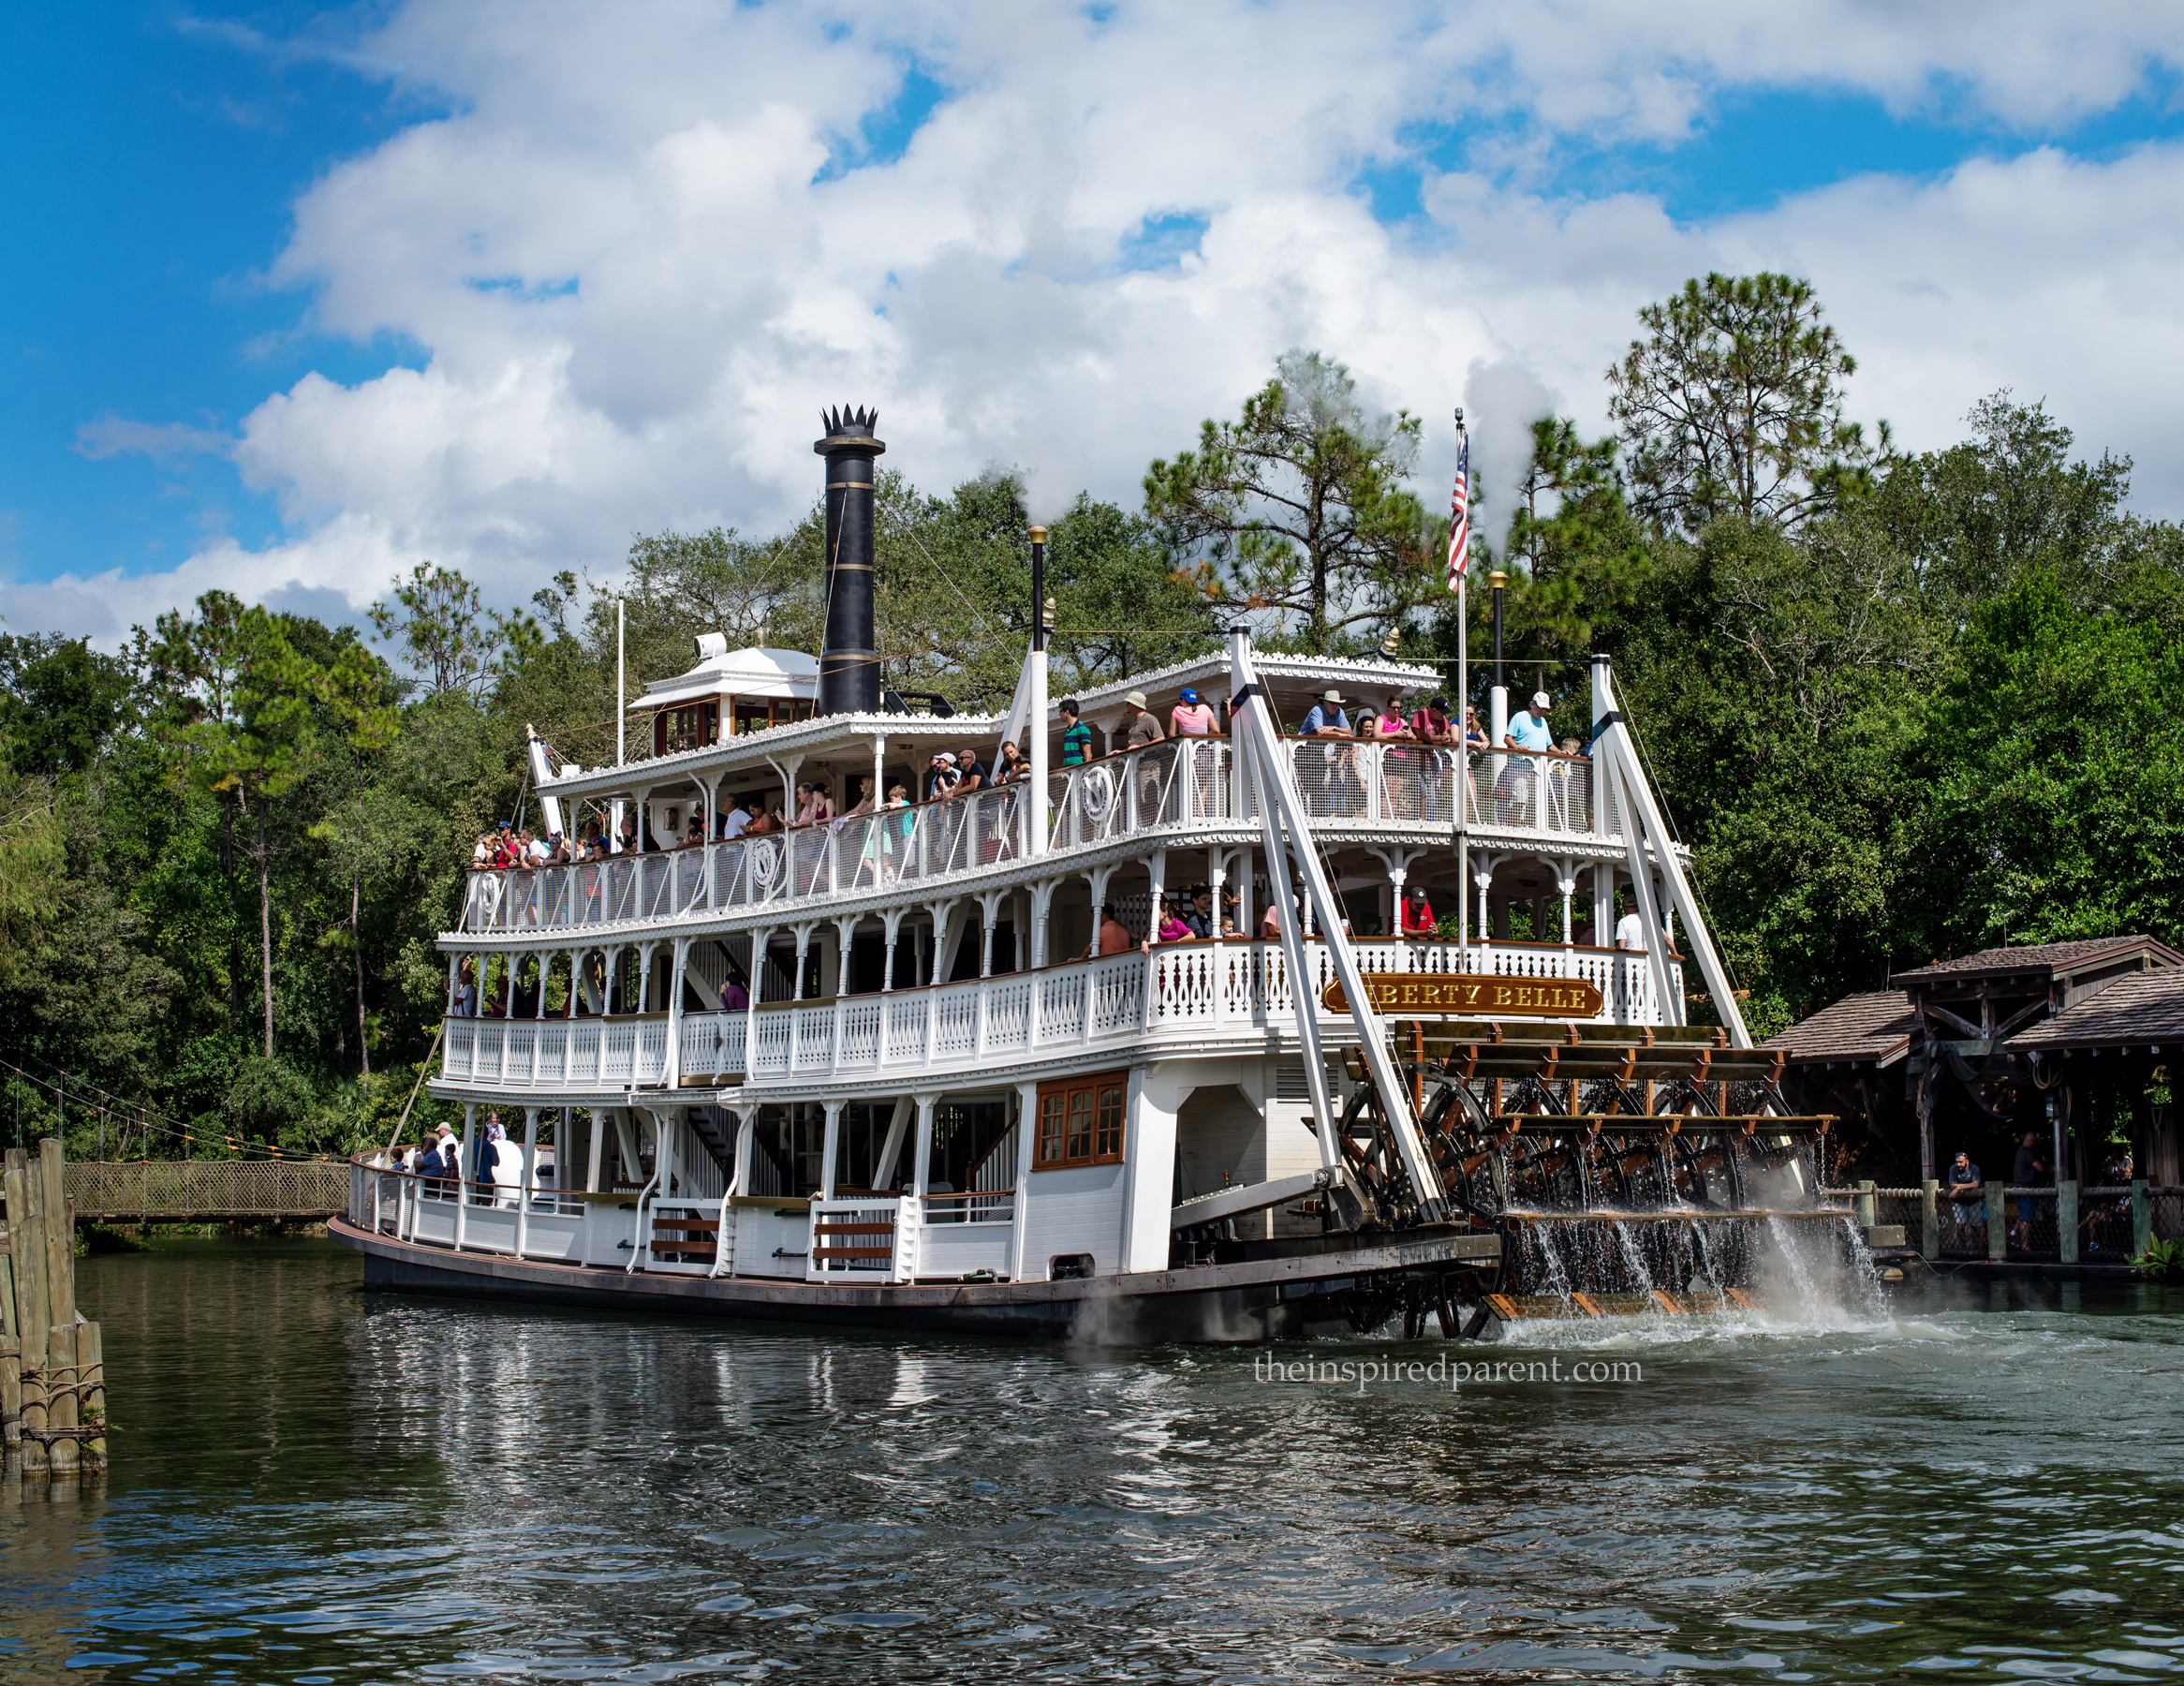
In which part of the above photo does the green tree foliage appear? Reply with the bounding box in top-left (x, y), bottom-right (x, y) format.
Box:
top-left (1498, 417), bottom-right (1649, 658)
top-left (1144, 349), bottom-right (1436, 653)
top-left (1609, 272), bottom-right (1879, 536)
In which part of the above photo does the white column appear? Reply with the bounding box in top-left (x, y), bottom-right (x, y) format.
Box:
top-left (1030, 881), bottom-right (1055, 969)
top-left (586, 1105), bottom-right (607, 1192)
top-left (911, 1094), bottom-right (939, 1200)
top-left (1010, 1078), bottom-right (1040, 1279)
top-left (881, 908), bottom-right (906, 992)
top-left (819, 1099), bottom-right (845, 1200)
top-left (791, 924), bottom-right (813, 999)
top-left (979, 891), bottom-right (1001, 979)
top-left (516, 1105), bottom-right (541, 1256)
top-left (834, 916), bottom-right (861, 995)
top-left (1118, 1066), bottom-right (1182, 1274)
top-left (453, 1102), bottom-right (478, 1250)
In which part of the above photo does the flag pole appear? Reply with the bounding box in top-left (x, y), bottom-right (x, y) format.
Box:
top-left (1453, 408), bottom-right (1469, 964)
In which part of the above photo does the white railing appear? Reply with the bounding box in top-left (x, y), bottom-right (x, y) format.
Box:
top-left (806, 1193), bottom-right (918, 1284)
top-left (440, 1012), bottom-right (678, 1088)
top-left (462, 738), bottom-right (1623, 939)
top-left (433, 943), bottom-right (1677, 1095)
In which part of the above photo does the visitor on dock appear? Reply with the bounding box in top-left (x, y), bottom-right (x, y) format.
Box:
top-left (1946, 1150), bottom-right (1984, 1245)
top-left (1086, 905), bottom-right (1133, 959)
top-left (1058, 698), bottom-right (1093, 765)
top-left (1171, 688), bottom-right (1217, 736)
top-left (2012, 1132), bottom-right (2051, 1250)
top-left (1400, 883), bottom-right (1436, 938)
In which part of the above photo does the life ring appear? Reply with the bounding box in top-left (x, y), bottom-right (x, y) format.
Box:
top-left (749, 836), bottom-right (784, 888)
top-left (1081, 764), bottom-right (1117, 823)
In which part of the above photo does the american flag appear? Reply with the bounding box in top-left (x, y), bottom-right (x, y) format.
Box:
top-left (1445, 427), bottom-right (1470, 590)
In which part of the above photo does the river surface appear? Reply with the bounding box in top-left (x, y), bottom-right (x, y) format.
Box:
top-left (5, 1239), bottom-right (2183, 1683)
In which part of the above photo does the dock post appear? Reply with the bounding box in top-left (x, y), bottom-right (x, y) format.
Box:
top-left (2059, 1181), bottom-right (2078, 1264)
top-left (45, 1324), bottom-right (79, 1475)
top-left (5, 1155), bottom-right (50, 1475)
top-left (1855, 1179), bottom-right (1875, 1228)
top-left (39, 1138), bottom-right (74, 1325)
top-left (2132, 1177), bottom-right (2151, 1258)
top-left (1921, 1179), bottom-right (1939, 1261)
top-left (78, 1321), bottom-right (104, 1472)
top-left (1985, 1183), bottom-right (2007, 1262)
top-left (16, 1315), bottom-right (46, 1477)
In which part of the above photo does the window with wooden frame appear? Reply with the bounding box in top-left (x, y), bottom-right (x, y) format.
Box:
top-left (1033, 1072), bottom-right (1127, 1170)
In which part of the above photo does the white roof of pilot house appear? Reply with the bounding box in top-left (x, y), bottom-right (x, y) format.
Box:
top-left (639, 641), bottom-right (819, 710)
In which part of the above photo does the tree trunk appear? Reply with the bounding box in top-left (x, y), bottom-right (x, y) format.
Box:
top-left (257, 795), bottom-right (274, 1060)
top-left (353, 870), bottom-right (370, 1079)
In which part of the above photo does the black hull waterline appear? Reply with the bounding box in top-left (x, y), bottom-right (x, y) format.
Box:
top-left (329, 1216), bottom-right (1500, 1342)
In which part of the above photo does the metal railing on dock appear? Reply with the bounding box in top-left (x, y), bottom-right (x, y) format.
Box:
top-left (1863, 1182), bottom-right (2183, 1264)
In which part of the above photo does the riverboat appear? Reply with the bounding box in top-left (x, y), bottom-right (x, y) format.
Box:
top-left (332, 408), bottom-right (1843, 1338)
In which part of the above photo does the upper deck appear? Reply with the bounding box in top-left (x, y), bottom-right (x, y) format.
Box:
top-left (456, 648), bottom-right (1673, 949)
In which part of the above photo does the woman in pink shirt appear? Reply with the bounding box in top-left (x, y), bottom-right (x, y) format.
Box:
top-left (1169, 688), bottom-right (1217, 735)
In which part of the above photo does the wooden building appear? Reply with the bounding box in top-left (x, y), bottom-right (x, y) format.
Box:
top-left (1768, 936), bottom-right (2182, 1184)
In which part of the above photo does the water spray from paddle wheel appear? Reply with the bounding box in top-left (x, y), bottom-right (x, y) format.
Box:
top-left (1327, 1021), bottom-right (1849, 1323)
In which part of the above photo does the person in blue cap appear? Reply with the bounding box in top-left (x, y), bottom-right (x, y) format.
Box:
top-left (1170, 687), bottom-right (1217, 736)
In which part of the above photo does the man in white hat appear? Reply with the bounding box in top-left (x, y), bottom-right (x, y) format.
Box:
top-left (1498, 690), bottom-right (1553, 824)
top-left (1299, 689), bottom-right (1356, 813)
top-left (1122, 690), bottom-right (1164, 750)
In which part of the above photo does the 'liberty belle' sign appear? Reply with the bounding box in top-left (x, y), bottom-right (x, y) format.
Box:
top-left (1320, 972), bottom-right (1605, 1018)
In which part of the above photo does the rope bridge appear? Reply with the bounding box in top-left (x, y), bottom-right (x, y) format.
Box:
top-left (60, 1160), bottom-right (351, 1222)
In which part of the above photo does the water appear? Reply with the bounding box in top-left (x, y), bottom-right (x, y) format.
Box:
top-left (7, 1239), bottom-right (2184, 1682)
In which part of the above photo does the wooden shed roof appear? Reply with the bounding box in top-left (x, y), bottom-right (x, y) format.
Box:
top-left (2006, 968), bottom-right (2184, 1053)
top-left (1762, 990), bottom-right (1918, 1067)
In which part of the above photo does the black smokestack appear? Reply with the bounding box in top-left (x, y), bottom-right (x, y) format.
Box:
top-left (815, 405), bottom-right (884, 717)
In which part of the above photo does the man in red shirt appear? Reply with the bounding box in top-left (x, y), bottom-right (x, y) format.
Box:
top-left (1398, 882), bottom-right (1437, 939)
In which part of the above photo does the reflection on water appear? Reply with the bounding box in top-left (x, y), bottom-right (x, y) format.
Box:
top-left (5, 1240), bottom-right (2184, 1681)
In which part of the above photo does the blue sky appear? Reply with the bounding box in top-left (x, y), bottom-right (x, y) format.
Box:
top-left (6, 2), bottom-right (2184, 642)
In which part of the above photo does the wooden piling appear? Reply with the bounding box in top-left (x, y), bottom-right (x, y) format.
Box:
top-left (45, 1324), bottom-right (79, 1475)
top-left (77, 1321), bottom-right (105, 1471)
top-left (1, 1332), bottom-right (18, 1457)
top-left (5, 1158), bottom-right (50, 1474)
top-left (39, 1137), bottom-right (74, 1326)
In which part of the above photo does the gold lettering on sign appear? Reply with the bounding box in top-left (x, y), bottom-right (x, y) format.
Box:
top-left (1320, 972), bottom-right (1604, 1018)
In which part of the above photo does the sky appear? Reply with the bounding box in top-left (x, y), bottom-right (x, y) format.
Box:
top-left (6, 1), bottom-right (2184, 646)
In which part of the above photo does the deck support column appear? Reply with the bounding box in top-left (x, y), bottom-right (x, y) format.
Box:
top-left (1029, 880), bottom-right (1056, 969)
top-left (517, 1106), bottom-right (540, 1258)
top-left (454, 1102), bottom-right (478, 1251)
top-left (1555, 864), bottom-right (1581, 973)
top-left (978, 890), bottom-right (1004, 979)
top-left (819, 1100), bottom-right (845, 1200)
top-left (1010, 1079), bottom-right (1040, 1280)
top-left (911, 1094), bottom-right (939, 1201)
top-left (586, 1106), bottom-right (607, 1193)
top-left (880, 908), bottom-right (906, 992)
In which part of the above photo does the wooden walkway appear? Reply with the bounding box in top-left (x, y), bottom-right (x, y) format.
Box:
top-left (57, 1160), bottom-right (350, 1222)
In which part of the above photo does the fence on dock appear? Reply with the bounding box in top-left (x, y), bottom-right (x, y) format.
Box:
top-left (61, 1158), bottom-right (349, 1223)
top-left (1862, 1181), bottom-right (2183, 1264)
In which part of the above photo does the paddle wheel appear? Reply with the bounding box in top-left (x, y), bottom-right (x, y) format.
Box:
top-left (1322, 1021), bottom-right (1847, 1324)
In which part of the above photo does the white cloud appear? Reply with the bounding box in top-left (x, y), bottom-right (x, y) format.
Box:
top-left (19, 0), bottom-right (2184, 644)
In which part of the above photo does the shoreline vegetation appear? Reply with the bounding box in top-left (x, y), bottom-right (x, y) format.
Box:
top-left (4, 273), bottom-right (2180, 1183)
